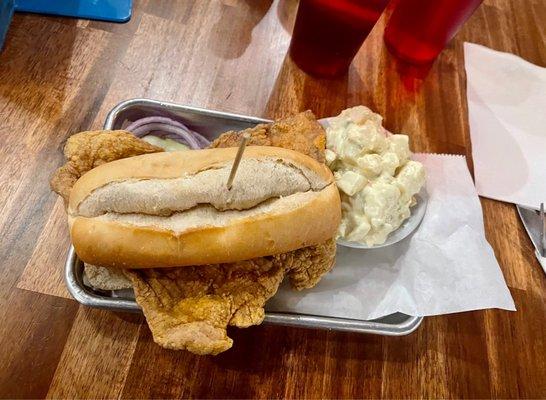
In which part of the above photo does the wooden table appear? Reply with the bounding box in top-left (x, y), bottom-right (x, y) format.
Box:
top-left (0, 0), bottom-right (545, 398)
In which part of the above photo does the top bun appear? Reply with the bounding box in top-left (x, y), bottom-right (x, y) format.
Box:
top-left (68, 146), bottom-right (341, 268)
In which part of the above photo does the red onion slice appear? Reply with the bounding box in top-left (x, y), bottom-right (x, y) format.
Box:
top-left (131, 123), bottom-right (202, 149)
top-left (125, 116), bottom-right (211, 148)
top-left (191, 130), bottom-right (212, 147)
top-left (126, 117), bottom-right (179, 132)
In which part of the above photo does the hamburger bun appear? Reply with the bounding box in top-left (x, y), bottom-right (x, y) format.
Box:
top-left (68, 146), bottom-right (341, 268)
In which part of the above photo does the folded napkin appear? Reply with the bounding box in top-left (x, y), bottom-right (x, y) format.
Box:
top-left (464, 42), bottom-right (546, 210)
top-left (267, 153), bottom-right (515, 320)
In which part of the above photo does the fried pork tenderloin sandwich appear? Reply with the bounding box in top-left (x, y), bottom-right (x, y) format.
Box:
top-left (52, 111), bottom-right (341, 355)
top-left (65, 146), bottom-right (341, 355)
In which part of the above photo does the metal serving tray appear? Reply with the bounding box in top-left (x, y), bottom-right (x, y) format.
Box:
top-left (64, 98), bottom-right (423, 336)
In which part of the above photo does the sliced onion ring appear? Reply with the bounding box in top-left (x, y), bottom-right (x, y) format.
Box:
top-left (131, 123), bottom-right (201, 149)
top-left (125, 116), bottom-right (211, 149)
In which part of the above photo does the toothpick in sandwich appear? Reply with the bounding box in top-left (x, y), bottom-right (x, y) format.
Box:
top-left (226, 133), bottom-right (251, 190)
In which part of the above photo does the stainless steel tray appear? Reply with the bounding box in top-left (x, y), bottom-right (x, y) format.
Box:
top-left (64, 98), bottom-right (423, 336)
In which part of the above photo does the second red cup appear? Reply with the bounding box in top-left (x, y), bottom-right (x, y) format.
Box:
top-left (384, 0), bottom-right (483, 64)
top-left (289, 0), bottom-right (391, 79)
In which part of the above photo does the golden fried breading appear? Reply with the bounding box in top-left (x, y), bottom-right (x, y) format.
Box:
top-left (125, 256), bottom-right (286, 355)
top-left (211, 111), bottom-right (326, 163)
top-left (84, 263), bottom-right (132, 290)
top-left (284, 239), bottom-right (337, 291)
top-left (126, 239), bottom-right (336, 355)
top-left (50, 130), bottom-right (162, 204)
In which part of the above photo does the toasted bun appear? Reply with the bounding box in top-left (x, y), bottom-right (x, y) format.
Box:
top-left (68, 147), bottom-right (341, 268)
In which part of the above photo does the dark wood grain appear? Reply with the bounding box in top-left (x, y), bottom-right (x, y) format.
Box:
top-left (0, 0), bottom-right (545, 398)
top-left (0, 290), bottom-right (78, 399)
top-left (46, 309), bottom-right (143, 399)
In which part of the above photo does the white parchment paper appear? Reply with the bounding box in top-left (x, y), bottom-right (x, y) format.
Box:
top-left (267, 153), bottom-right (516, 319)
top-left (464, 42), bottom-right (546, 210)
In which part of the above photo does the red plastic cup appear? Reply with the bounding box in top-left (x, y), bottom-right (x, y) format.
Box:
top-left (289, 0), bottom-right (391, 78)
top-left (384, 0), bottom-right (483, 64)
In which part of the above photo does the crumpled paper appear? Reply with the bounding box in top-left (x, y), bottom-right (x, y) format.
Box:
top-left (464, 42), bottom-right (546, 210)
top-left (267, 153), bottom-right (515, 320)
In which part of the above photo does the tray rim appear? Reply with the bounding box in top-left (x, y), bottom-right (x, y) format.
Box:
top-left (63, 97), bottom-right (424, 337)
top-left (104, 98), bottom-right (273, 129)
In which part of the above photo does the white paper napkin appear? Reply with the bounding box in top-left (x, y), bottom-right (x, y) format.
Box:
top-left (464, 42), bottom-right (546, 210)
top-left (267, 153), bottom-right (515, 320)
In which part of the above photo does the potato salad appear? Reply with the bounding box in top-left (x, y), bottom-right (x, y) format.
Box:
top-left (325, 106), bottom-right (425, 246)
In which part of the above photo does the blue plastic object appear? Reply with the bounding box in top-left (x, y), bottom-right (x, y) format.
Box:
top-left (0, 0), bottom-right (15, 49)
top-left (0, 0), bottom-right (132, 49)
top-left (15, 0), bottom-right (132, 23)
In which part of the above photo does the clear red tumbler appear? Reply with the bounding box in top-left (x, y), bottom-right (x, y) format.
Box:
top-left (289, 0), bottom-right (391, 78)
top-left (384, 0), bottom-right (483, 64)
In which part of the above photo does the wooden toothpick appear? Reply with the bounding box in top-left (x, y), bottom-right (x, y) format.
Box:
top-left (226, 133), bottom-right (251, 190)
